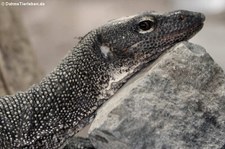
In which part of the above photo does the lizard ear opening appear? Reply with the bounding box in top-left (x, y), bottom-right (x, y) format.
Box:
top-left (138, 18), bottom-right (155, 34)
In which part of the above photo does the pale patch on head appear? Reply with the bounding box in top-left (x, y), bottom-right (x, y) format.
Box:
top-left (100, 45), bottom-right (111, 58)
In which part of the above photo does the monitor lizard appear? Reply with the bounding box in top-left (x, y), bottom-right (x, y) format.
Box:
top-left (0, 10), bottom-right (205, 149)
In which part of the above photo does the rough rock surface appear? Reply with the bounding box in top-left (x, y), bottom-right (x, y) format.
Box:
top-left (89, 42), bottom-right (225, 149)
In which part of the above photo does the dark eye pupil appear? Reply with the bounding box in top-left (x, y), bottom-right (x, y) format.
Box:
top-left (138, 20), bottom-right (154, 31)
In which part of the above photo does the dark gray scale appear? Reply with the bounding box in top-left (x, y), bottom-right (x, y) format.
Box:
top-left (0, 10), bottom-right (205, 149)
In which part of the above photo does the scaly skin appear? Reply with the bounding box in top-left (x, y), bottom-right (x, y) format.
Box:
top-left (0, 10), bottom-right (205, 149)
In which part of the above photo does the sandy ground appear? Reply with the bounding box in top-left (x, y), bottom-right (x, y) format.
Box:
top-left (6, 0), bottom-right (225, 136)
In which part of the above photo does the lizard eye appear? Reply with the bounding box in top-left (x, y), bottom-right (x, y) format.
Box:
top-left (138, 19), bottom-right (154, 33)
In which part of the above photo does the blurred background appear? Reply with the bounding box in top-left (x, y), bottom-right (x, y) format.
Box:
top-left (10, 0), bottom-right (225, 73)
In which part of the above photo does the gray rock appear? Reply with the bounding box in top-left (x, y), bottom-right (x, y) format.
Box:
top-left (88, 42), bottom-right (225, 149)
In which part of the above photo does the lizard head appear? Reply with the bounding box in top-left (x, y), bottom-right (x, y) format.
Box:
top-left (97, 10), bottom-right (205, 63)
top-left (95, 10), bottom-right (205, 96)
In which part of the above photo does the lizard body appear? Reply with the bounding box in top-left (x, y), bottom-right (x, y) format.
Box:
top-left (0, 10), bottom-right (205, 149)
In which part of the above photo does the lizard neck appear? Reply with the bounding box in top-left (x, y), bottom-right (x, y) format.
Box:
top-left (30, 31), bottom-right (110, 147)
top-left (1, 31), bottom-right (109, 148)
